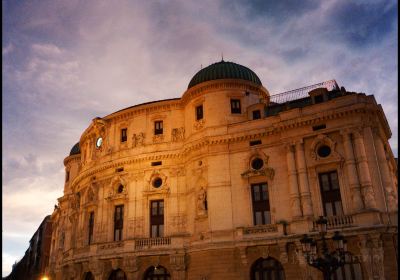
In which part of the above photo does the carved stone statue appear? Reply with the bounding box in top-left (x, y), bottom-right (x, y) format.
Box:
top-left (197, 187), bottom-right (207, 216)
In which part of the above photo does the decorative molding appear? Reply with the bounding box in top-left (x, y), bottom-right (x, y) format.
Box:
top-left (153, 134), bottom-right (164, 143)
top-left (132, 132), bottom-right (145, 148)
top-left (193, 119), bottom-right (205, 130)
top-left (172, 127), bottom-right (185, 142)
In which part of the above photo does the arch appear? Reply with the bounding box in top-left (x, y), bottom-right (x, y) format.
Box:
top-left (143, 265), bottom-right (171, 280)
top-left (250, 257), bottom-right (285, 280)
top-left (108, 269), bottom-right (127, 280)
top-left (83, 272), bottom-right (95, 280)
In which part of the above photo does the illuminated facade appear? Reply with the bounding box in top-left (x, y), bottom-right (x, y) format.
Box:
top-left (48, 61), bottom-right (398, 280)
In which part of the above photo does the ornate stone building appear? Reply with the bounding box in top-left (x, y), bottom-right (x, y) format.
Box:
top-left (48, 61), bottom-right (398, 280)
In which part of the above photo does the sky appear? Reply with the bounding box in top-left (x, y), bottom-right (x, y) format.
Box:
top-left (2, 0), bottom-right (398, 276)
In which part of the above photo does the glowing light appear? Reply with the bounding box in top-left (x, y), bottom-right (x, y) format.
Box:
top-left (41, 276), bottom-right (49, 280)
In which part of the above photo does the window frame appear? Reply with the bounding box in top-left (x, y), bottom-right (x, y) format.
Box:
top-left (150, 200), bottom-right (164, 238)
top-left (154, 121), bottom-right (163, 135)
top-left (318, 171), bottom-right (343, 217)
top-left (88, 211), bottom-right (94, 245)
top-left (250, 183), bottom-right (271, 225)
top-left (252, 110), bottom-right (261, 120)
top-left (120, 128), bottom-right (127, 142)
top-left (231, 99), bottom-right (241, 114)
top-left (195, 104), bottom-right (204, 121)
top-left (114, 205), bottom-right (124, 241)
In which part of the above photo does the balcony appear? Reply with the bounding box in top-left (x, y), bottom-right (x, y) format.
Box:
top-left (313, 215), bottom-right (354, 230)
top-left (135, 237), bottom-right (171, 250)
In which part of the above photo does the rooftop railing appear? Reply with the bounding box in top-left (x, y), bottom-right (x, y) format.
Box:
top-left (270, 80), bottom-right (339, 104)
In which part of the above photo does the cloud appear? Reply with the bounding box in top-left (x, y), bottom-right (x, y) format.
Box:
top-left (2, 42), bottom-right (14, 55)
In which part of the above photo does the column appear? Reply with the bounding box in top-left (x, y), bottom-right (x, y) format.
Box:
top-left (353, 129), bottom-right (377, 209)
top-left (373, 129), bottom-right (398, 212)
top-left (286, 144), bottom-right (302, 218)
top-left (295, 141), bottom-right (313, 216)
top-left (340, 130), bottom-right (364, 212)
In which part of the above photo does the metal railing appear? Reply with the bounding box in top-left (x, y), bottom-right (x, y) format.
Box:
top-left (270, 80), bottom-right (339, 104)
top-left (135, 237), bottom-right (171, 249)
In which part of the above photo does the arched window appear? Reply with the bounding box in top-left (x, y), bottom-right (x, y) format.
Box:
top-left (251, 257), bottom-right (285, 280)
top-left (143, 265), bottom-right (171, 280)
top-left (331, 255), bottom-right (363, 280)
top-left (83, 272), bottom-right (94, 280)
top-left (108, 269), bottom-right (127, 280)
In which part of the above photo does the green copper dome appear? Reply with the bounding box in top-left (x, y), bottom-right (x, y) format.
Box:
top-left (69, 142), bottom-right (80, 156)
top-left (188, 60), bottom-right (262, 89)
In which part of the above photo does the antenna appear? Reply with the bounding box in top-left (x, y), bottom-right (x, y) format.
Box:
top-left (221, 52), bottom-right (224, 61)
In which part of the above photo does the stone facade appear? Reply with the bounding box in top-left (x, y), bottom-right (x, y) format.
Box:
top-left (47, 62), bottom-right (397, 280)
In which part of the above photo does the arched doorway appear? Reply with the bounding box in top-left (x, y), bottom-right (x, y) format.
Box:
top-left (143, 265), bottom-right (171, 280)
top-left (83, 272), bottom-right (94, 280)
top-left (108, 269), bottom-right (127, 280)
top-left (250, 257), bottom-right (285, 280)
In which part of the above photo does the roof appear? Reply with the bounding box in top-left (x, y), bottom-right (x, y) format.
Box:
top-left (69, 142), bottom-right (80, 156)
top-left (188, 60), bottom-right (262, 89)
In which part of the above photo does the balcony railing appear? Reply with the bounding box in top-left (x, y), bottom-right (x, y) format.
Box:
top-left (313, 215), bottom-right (354, 230)
top-left (135, 237), bottom-right (171, 249)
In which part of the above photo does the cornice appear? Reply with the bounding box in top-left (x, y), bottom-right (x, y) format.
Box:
top-left (69, 102), bottom-right (383, 189)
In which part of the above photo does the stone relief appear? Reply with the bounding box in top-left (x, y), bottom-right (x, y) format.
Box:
top-left (193, 119), bottom-right (205, 130)
top-left (171, 127), bottom-right (185, 142)
top-left (153, 134), bottom-right (164, 143)
top-left (132, 132), bottom-right (145, 147)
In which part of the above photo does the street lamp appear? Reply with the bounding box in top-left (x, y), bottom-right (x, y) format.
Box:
top-left (300, 216), bottom-right (350, 280)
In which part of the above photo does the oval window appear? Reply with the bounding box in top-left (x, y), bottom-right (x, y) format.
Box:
top-left (251, 158), bottom-right (264, 170)
top-left (152, 177), bottom-right (163, 188)
top-left (96, 137), bottom-right (103, 148)
top-left (317, 145), bottom-right (331, 158)
top-left (117, 184), bottom-right (124, 193)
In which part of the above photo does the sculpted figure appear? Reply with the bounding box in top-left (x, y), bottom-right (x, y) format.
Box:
top-left (197, 187), bottom-right (207, 215)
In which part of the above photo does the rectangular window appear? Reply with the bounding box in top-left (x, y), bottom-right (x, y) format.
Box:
top-left (196, 105), bottom-right (203, 120)
top-left (231, 99), bottom-right (241, 114)
top-left (65, 171), bottom-right (70, 182)
top-left (252, 110), bottom-right (261, 120)
top-left (154, 121), bottom-right (163, 135)
top-left (150, 200), bottom-right (164, 237)
top-left (114, 205), bottom-right (124, 241)
top-left (121, 128), bottom-right (127, 142)
top-left (314, 95), bottom-right (324, 104)
top-left (319, 171), bottom-right (343, 216)
top-left (88, 211), bottom-right (94, 245)
top-left (251, 183), bottom-right (270, 225)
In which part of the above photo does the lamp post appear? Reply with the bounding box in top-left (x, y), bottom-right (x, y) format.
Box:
top-left (300, 216), bottom-right (350, 280)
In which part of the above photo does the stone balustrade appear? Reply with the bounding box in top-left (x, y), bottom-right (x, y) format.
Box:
top-left (313, 215), bottom-right (354, 230)
top-left (135, 237), bottom-right (171, 249)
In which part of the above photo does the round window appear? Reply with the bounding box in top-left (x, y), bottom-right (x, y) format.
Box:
top-left (251, 158), bottom-right (264, 170)
top-left (152, 177), bottom-right (163, 188)
top-left (96, 137), bottom-right (103, 148)
top-left (317, 145), bottom-right (331, 158)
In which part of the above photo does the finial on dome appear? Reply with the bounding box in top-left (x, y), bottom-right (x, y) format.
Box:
top-left (221, 52), bottom-right (224, 62)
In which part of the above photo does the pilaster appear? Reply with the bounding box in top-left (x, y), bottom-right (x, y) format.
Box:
top-left (286, 143), bottom-right (302, 218)
top-left (295, 140), bottom-right (313, 216)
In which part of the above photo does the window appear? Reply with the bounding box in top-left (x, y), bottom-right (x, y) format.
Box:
top-left (252, 110), bottom-right (261, 120)
top-left (114, 205), bottom-right (124, 241)
top-left (314, 94), bottom-right (324, 104)
top-left (331, 256), bottom-right (363, 280)
top-left (150, 200), bottom-right (164, 237)
top-left (108, 269), bottom-right (127, 280)
top-left (251, 183), bottom-right (271, 225)
top-left (231, 99), bottom-right (241, 114)
top-left (196, 105), bottom-right (203, 120)
top-left (251, 257), bottom-right (285, 280)
top-left (88, 212), bottom-right (94, 245)
top-left (121, 128), bottom-right (127, 142)
top-left (154, 121), bottom-right (163, 135)
top-left (319, 171), bottom-right (343, 216)
top-left (65, 171), bottom-right (70, 182)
